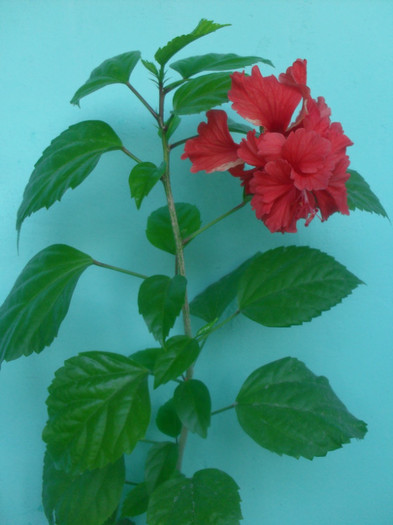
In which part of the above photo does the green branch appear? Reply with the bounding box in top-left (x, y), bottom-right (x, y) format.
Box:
top-left (92, 259), bottom-right (148, 279)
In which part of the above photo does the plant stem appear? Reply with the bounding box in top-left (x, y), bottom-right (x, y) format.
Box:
top-left (183, 201), bottom-right (248, 244)
top-left (170, 136), bottom-right (198, 150)
top-left (158, 76), bottom-right (193, 472)
top-left (196, 311), bottom-right (240, 341)
top-left (92, 259), bottom-right (148, 279)
top-left (211, 403), bottom-right (237, 416)
top-left (126, 82), bottom-right (158, 121)
top-left (121, 146), bottom-right (142, 164)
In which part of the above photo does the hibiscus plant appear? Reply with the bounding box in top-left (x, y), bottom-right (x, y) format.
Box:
top-left (0, 19), bottom-right (387, 525)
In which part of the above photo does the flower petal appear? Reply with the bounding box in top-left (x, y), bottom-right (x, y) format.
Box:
top-left (181, 110), bottom-right (242, 173)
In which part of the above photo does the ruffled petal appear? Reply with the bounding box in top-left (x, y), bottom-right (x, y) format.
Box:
top-left (181, 110), bottom-right (242, 173)
top-left (229, 64), bottom-right (304, 133)
top-left (279, 58), bottom-right (310, 99)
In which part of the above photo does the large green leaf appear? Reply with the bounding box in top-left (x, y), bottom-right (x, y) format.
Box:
top-left (0, 244), bottom-right (93, 364)
top-left (146, 203), bottom-right (201, 254)
top-left (154, 19), bottom-right (229, 67)
top-left (236, 357), bottom-right (367, 459)
top-left (70, 51), bottom-right (141, 106)
top-left (154, 335), bottom-right (200, 388)
top-left (173, 73), bottom-right (232, 115)
top-left (122, 482), bottom-right (149, 518)
top-left (173, 379), bottom-right (211, 438)
top-left (43, 351), bottom-right (150, 474)
top-left (238, 246), bottom-right (362, 327)
top-left (170, 52), bottom-right (273, 78)
top-left (145, 442), bottom-right (178, 493)
top-left (346, 169), bottom-right (388, 217)
top-left (156, 398), bottom-right (182, 438)
top-left (147, 468), bottom-right (242, 525)
top-left (43, 450), bottom-right (125, 525)
top-left (17, 120), bottom-right (123, 233)
top-left (190, 254), bottom-right (259, 322)
top-left (128, 161), bottom-right (166, 209)
top-left (138, 275), bottom-right (186, 344)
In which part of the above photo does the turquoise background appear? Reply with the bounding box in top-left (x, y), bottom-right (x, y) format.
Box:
top-left (1, 1), bottom-right (392, 524)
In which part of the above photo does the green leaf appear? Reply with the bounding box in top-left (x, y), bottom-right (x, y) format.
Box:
top-left (146, 203), bottom-right (201, 254)
top-left (147, 468), bottom-right (242, 525)
top-left (138, 275), bottom-right (186, 344)
top-left (70, 51), bottom-right (141, 106)
top-left (236, 357), bottom-right (367, 459)
top-left (227, 117), bottom-right (253, 135)
top-left (43, 450), bottom-right (125, 525)
top-left (158, 115), bottom-right (182, 140)
top-left (129, 347), bottom-right (162, 372)
top-left (170, 52), bottom-right (273, 78)
top-left (43, 351), bottom-right (150, 474)
top-left (17, 121), bottom-right (123, 233)
top-left (129, 161), bottom-right (165, 209)
top-left (145, 442), bottom-right (178, 493)
top-left (190, 253), bottom-right (259, 323)
top-left (154, 336), bottom-right (200, 388)
top-left (173, 379), bottom-right (211, 438)
top-left (238, 246), bottom-right (362, 327)
top-left (173, 72), bottom-right (232, 115)
top-left (154, 19), bottom-right (230, 67)
top-left (346, 169), bottom-right (388, 218)
top-left (141, 59), bottom-right (159, 77)
top-left (156, 398), bottom-right (182, 438)
top-left (122, 482), bottom-right (149, 517)
top-left (0, 244), bottom-right (93, 364)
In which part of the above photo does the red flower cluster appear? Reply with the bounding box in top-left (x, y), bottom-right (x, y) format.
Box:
top-left (181, 60), bottom-right (353, 233)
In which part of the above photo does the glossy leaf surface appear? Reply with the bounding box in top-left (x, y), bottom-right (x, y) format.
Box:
top-left (236, 357), bottom-right (367, 459)
top-left (156, 398), bottom-right (182, 438)
top-left (238, 246), bottom-right (362, 327)
top-left (190, 253), bottom-right (259, 322)
top-left (170, 52), bottom-right (273, 78)
top-left (129, 347), bottom-right (162, 372)
top-left (17, 121), bottom-right (123, 232)
top-left (146, 203), bottom-right (201, 254)
top-left (43, 451), bottom-right (125, 525)
top-left (70, 51), bottom-right (141, 105)
top-left (138, 275), bottom-right (186, 344)
top-left (174, 379), bottom-right (211, 438)
top-left (154, 335), bottom-right (200, 388)
top-left (173, 72), bottom-right (231, 115)
top-left (129, 161), bottom-right (165, 209)
top-left (145, 442), bottom-right (178, 493)
top-left (346, 169), bottom-right (388, 217)
top-left (43, 352), bottom-right (150, 474)
top-left (147, 468), bottom-right (242, 525)
top-left (154, 19), bottom-right (229, 66)
top-left (122, 482), bottom-right (149, 518)
top-left (0, 244), bottom-right (92, 364)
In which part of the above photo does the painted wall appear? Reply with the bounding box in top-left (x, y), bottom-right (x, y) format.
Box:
top-left (0, 1), bottom-right (392, 524)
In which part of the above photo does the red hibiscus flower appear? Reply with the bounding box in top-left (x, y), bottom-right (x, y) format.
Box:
top-left (181, 60), bottom-right (352, 233)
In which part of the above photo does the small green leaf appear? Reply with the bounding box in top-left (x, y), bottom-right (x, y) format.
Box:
top-left (158, 115), bottom-right (182, 140)
top-left (17, 121), bottom-right (123, 233)
top-left (173, 72), bottom-right (232, 115)
top-left (173, 379), bottom-right (211, 438)
top-left (138, 275), bottom-right (186, 344)
top-left (147, 468), bottom-right (242, 525)
top-left (238, 246), bottom-right (362, 327)
top-left (154, 336), bottom-right (200, 388)
top-left (43, 351), bottom-right (150, 474)
top-left (129, 161), bottom-right (165, 209)
top-left (146, 203), bottom-right (201, 254)
top-left (43, 450), bottom-right (125, 525)
top-left (0, 244), bottom-right (93, 364)
top-left (227, 117), bottom-right (253, 135)
top-left (154, 19), bottom-right (230, 67)
top-left (236, 357), bottom-right (367, 459)
top-left (129, 347), bottom-right (162, 372)
top-left (170, 52), bottom-right (273, 78)
top-left (70, 51), bottom-right (141, 106)
top-left (156, 398), bottom-right (182, 438)
top-left (122, 482), bottom-right (149, 517)
top-left (346, 169), bottom-right (388, 218)
top-left (141, 59), bottom-right (159, 77)
top-left (190, 253), bottom-right (259, 322)
top-left (145, 442), bottom-right (178, 493)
